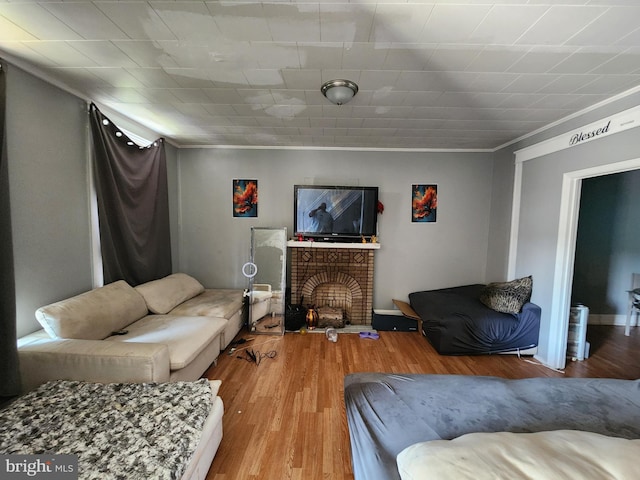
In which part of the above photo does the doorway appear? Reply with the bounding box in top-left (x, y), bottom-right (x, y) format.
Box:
top-left (549, 158), bottom-right (640, 369)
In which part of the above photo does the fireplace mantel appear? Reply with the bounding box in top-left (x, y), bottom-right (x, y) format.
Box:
top-left (288, 241), bottom-right (379, 325)
top-left (287, 240), bottom-right (380, 249)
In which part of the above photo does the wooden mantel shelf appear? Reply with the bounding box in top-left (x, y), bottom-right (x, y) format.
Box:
top-left (287, 240), bottom-right (380, 249)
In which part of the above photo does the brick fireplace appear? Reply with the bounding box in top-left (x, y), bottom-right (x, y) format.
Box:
top-left (288, 241), bottom-right (379, 325)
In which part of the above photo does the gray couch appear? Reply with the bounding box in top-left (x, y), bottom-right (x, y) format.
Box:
top-left (18, 273), bottom-right (244, 392)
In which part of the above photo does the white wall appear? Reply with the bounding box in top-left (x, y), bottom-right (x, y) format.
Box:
top-left (6, 65), bottom-right (93, 337)
top-left (176, 148), bottom-right (495, 309)
top-left (485, 149), bottom-right (516, 282)
top-left (6, 65), bottom-right (170, 338)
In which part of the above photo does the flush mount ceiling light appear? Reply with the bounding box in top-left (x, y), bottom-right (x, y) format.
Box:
top-left (321, 79), bottom-right (359, 105)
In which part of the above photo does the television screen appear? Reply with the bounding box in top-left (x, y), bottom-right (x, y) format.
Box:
top-left (294, 185), bottom-right (378, 242)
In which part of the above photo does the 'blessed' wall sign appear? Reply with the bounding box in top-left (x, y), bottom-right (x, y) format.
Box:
top-left (569, 121), bottom-right (611, 146)
top-left (516, 104), bottom-right (640, 162)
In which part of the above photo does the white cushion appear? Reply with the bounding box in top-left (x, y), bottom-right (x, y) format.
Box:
top-left (105, 314), bottom-right (226, 370)
top-left (397, 430), bottom-right (640, 480)
top-left (135, 273), bottom-right (205, 314)
top-left (36, 280), bottom-right (148, 340)
top-left (169, 289), bottom-right (244, 319)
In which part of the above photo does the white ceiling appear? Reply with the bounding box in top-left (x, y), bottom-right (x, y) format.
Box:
top-left (1, 1), bottom-right (639, 150)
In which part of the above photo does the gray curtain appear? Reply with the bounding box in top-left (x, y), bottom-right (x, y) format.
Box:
top-left (0, 62), bottom-right (21, 398)
top-left (89, 103), bottom-right (171, 286)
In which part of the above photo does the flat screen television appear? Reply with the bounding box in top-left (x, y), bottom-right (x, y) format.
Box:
top-left (294, 185), bottom-right (378, 242)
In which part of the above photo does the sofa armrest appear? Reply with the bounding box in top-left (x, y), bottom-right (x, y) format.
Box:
top-left (18, 336), bottom-right (171, 393)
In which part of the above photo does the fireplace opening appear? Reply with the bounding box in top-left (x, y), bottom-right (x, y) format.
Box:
top-left (300, 271), bottom-right (366, 325)
top-left (311, 283), bottom-right (352, 324)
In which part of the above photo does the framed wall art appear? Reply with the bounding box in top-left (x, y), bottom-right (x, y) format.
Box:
top-left (233, 179), bottom-right (258, 218)
top-left (412, 184), bottom-right (437, 222)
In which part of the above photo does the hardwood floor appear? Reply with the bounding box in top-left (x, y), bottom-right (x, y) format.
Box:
top-left (203, 325), bottom-right (640, 479)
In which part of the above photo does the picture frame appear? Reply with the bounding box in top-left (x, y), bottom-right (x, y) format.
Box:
top-left (412, 184), bottom-right (437, 222)
top-left (233, 179), bottom-right (258, 218)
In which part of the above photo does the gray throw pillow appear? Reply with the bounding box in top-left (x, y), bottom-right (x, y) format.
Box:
top-left (479, 276), bottom-right (533, 314)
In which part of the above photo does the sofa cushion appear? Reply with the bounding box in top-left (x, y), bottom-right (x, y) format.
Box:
top-left (396, 430), bottom-right (640, 480)
top-left (105, 314), bottom-right (226, 370)
top-left (169, 289), bottom-right (244, 319)
top-left (36, 280), bottom-right (148, 340)
top-left (135, 273), bottom-right (205, 314)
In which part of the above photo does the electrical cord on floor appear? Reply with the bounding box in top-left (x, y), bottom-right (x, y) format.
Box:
top-left (238, 349), bottom-right (277, 366)
top-left (517, 349), bottom-right (565, 374)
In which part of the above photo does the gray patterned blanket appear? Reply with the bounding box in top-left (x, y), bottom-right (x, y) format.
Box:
top-left (0, 379), bottom-right (213, 480)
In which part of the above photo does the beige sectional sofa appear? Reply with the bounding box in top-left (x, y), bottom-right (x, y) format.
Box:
top-left (18, 273), bottom-right (244, 392)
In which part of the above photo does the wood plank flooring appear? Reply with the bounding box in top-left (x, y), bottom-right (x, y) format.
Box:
top-left (203, 325), bottom-right (640, 479)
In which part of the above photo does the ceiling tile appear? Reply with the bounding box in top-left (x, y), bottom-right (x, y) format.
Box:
top-left (112, 40), bottom-right (180, 68)
top-left (96, 2), bottom-right (176, 41)
top-left (84, 67), bottom-right (146, 88)
top-left (427, 45), bottom-right (483, 72)
top-left (0, 3), bottom-right (80, 40)
top-left (282, 68), bottom-right (321, 89)
top-left (320, 3), bottom-right (374, 43)
top-left (381, 45), bottom-right (435, 70)
top-left (468, 5), bottom-right (549, 45)
top-left (206, 2), bottom-right (272, 42)
top-left (573, 74), bottom-right (640, 95)
top-left (515, 5), bottom-right (608, 46)
top-left (68, 41), bottom-right (140, 68)
top-left (537, 74), bottom-right (600, 94)
top-left (464, 47), bottom-right (527, 73)
top-left (242, 69), bottom-right (285, 87)
top-left (342, 43), bottom-right (388, 70)
top-left (264, 3), bottom-right (320, 43)
top-left (370, 4), bottom-right (431, 44)
top-left (162, 69), bottom-right (217, 88)
top-left (566, 6), bottom-right (640, 46)
top-left (420, 4), bottom-right (492, 44)
top-left (41, 2), bottom-right (129, 41)
top-left (24, 41), bottom-right (99, 67)
top-left (502, 74), bottom-right (561, 94)
top-left (590, 47), bottom-right (640, 74)
top-left (125, 67), bottom-right (183, 88)
top-left (168, 88), bottom-right (212, 104)
top-left (149, 1), bottom-right (222, 42)
top-left (549, 47), bottom-right (623, 74)
top-left (507, 47), bottom-right (574, 73)
top-left (298, 42), bottom-right (343, 69)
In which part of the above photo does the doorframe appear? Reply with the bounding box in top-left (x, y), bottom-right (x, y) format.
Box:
top-left (510, 157), bottom-right (640, 369)
top-left (509, 103), bottom-right (640, 369)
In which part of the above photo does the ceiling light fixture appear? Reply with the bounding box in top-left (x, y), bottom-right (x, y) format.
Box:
top-left (321, 79), bottom-right (359, 105)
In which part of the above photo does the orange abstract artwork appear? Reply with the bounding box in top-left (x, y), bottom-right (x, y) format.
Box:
top-left (233, 179), bottom-right (258, 217)
top-left (412, 184), bottom-right (437, 222)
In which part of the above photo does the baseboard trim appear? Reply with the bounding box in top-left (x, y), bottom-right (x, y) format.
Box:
top-left (587, 314), bottom-right (637, 327)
